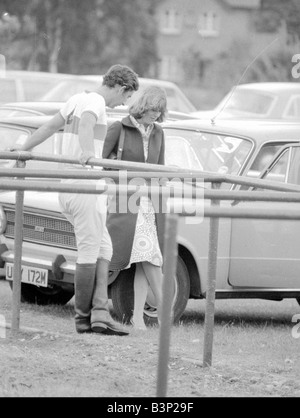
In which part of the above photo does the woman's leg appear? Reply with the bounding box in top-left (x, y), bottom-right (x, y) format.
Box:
top-left (131, 263), bottom-right (148, 330)
top-left (141, 262), bottom-right (163, 324)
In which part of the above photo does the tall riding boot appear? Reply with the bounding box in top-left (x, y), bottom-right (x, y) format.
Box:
top-left (91, 258), bottom-right (129, 336)
top-left (74, 263), bottom-right (96, 333)
top-left (91, 258), bottom-right (110, 325)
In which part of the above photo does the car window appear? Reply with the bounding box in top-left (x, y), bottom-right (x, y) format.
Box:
top-left (247, 144), bottom-right (284, 178)
top-left (163, 87), bottom-right (194, 113)
top-left (22, 79), bottom-right (61, 101)
top-left (0, 126), bottom-right (64, 170)
top-left (216, 89), bottom-right (275, 116)
top-left (263, 149), bottom-right (289, 183)
top-left (40, 79), bottom-right (97, 101)
top-left (165, 136), bottom-right (202, 170)
top-left (261, 146), bottom-right (300, 186)
top-left (246, 148), bottom-right (289, 192)
top-left (0, 126), bottom-right (29, 152)
top-left (96, 128), bottom-right (251, 178)
top-left (163, 128), bottom-right (252, 178)
top-left (0, 126), bottom-right (29, 168)
top-left (0, 79), bottom-right (18, 102)
top-left (40, 78), bottom-right (196, 113)
top-left (24, 132), bottom-right (64, 171)
top-left (127, 85), bottom-right (196, 114)
top-left (284, 96), bottom-right (300, 119)
top-left (284, 146), bottom-right (300, 185)
top-left (0, 109), bottom-right (41, 117)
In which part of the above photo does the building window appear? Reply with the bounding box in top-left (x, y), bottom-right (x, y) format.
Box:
top-left (159, 55), bottom-right (179, 81)
top-left (198, 11), bottom-right (219, 37)
top-left (160, 9), bottom-right (182, 34)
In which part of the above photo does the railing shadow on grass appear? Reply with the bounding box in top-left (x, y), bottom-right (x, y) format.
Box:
top-left (178, 307), bottom-right (296, 327)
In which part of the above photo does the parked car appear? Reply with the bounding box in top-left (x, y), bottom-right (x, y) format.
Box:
top-left (0, 107), bottom-right (196, 171)
top-left (40, 75), bottom-right (197, 114)
top-left (1, 116), bottom-right (300, 324)
top-left (0, 101), bottom-right (198, 121)
top-left (192, 82), bottom-right (300, 121)
top-left (0, 102), bottom-right (64, 118)
top-left (1, 70), bottom-right (196, 114)
top-left (0, 70), bottom-right (73, 104)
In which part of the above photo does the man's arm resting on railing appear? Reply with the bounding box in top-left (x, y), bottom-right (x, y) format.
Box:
top-left (78, 111), bottom-right (97, 166)
top-left (10, 112), bottom-right (65, 152)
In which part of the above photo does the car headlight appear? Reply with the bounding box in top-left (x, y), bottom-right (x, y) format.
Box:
top-left (0, 206), bottom-right (7, 234)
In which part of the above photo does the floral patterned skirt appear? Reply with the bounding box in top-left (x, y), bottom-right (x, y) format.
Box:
top-left (127, 197), bottom-right (163, 268)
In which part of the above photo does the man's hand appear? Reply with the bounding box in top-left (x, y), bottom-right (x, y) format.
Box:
top-left (79, 151), bottom-right (95, 167)
top-left (7, 143), bottom-right (24, 152)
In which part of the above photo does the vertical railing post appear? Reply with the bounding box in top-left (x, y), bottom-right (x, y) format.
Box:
top-left (203, 183), bottom-right (220, 367)
top-left (11, 160), bottom-right (25, 335)
top-left (156, 213), bottom-right (178, 397)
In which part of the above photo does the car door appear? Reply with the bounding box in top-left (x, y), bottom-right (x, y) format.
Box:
top-left (228, 144), bottom-right (300, 288)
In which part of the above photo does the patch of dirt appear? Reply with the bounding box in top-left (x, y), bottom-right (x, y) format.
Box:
top-left (1, 280), bottom-right (300, 398)
top-left (1, 324), bottom-right (300, 398)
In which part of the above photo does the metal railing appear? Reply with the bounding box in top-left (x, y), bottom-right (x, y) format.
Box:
top-left (2, 150), bottom-right (300, 397)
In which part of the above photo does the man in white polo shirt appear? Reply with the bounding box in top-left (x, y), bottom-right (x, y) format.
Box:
top-left (11, 64), bottom-right (139, 335)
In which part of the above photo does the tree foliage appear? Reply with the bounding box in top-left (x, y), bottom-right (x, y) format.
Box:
top-left (204, 0), bottom-right (300, 90)
top-left (248, 0), bottom-right (300, 83)
top-left (258, 0), bottom-right (300, 39)
top-left (0, 0), bottom-right (160, 75)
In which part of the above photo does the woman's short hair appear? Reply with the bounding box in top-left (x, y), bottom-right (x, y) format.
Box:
top-left (103, 64), bottom-right (139, 92)
top-left (129, 86), bottom-right (167, 122)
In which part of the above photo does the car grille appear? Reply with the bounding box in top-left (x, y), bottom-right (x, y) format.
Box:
top-left (4, 208), bottom-right (76, 249)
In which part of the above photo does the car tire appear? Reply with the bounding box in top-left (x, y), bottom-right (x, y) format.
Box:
top-left (9, 282), bottom-right (74, 305)
top-left (110, 255), bottom-right (190, 326)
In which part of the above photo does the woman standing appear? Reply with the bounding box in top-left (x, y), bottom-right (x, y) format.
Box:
top-left (102, 86), bottom-right (167, 330)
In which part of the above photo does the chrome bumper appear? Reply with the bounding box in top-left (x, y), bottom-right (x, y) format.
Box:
top-left (0, 244), bottom-right (76, 283)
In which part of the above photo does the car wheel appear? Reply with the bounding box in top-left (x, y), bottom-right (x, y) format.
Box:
top-left (110, 255), bottom-right (190, 325)
top-left (9, 282), bottom-right (74, 305)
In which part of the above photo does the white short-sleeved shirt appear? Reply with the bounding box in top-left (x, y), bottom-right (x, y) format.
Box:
top-left (59, 91), bottom-right (107, 168)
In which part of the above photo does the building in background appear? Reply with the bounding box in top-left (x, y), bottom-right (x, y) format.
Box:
top-left (155, 0), bottom-right (285, 86)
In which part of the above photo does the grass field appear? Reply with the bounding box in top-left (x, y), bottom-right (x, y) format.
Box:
top-left (1, 278), bottom-right (300, 397)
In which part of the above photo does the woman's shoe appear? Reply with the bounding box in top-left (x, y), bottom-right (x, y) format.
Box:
top-left (130, 318), bottom-right (147, 331)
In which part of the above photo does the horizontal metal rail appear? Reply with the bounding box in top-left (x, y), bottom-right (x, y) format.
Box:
top-left (2, 150), bottom-right (300, 396)
top-left (2, 179), bottom-right (300, 208)
top-left (1, 150), bottom-right (197, 173)
top-left (2, 150), bottom-right (300, 192)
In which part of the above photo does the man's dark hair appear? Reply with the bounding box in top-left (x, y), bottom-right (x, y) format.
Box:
top-left (103, 64), bottom-right (139, 92)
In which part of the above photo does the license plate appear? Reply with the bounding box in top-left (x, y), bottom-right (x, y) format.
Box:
top-left (6, 263), bottom-right (48, 288)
